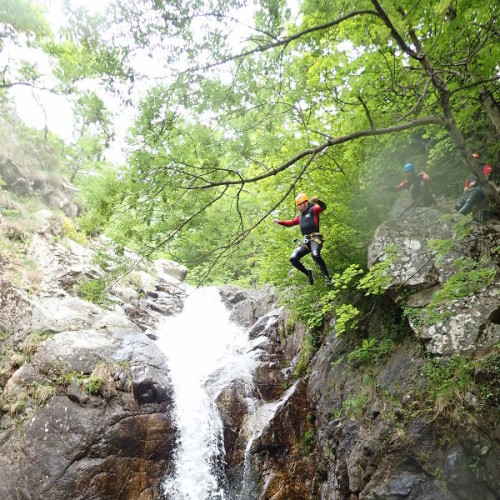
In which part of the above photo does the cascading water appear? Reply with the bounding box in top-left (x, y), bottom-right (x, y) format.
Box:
top-left (156, 287), bottom-right (258, 500)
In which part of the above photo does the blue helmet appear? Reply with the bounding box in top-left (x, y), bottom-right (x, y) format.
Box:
top-left (403, 163), bottom-right (415, 173)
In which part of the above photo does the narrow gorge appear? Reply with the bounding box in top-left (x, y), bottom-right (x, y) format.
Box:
top-left (0, 152), bottom-right (498, 499)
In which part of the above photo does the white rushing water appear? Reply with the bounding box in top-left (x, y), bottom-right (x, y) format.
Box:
top-left (156, 287), bottom-right (257, 500)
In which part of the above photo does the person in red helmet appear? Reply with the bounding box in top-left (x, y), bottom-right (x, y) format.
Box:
top-left (273, 193), bottom-right (333, 286)
top-left (455, 153), bottom-right (493, 215)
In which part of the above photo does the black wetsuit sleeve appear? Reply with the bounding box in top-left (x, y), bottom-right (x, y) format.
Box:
top-left (317, 200), bottom-right (327, 211)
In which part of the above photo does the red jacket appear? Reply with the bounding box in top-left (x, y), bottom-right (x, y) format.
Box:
top-left (464, 164), bottom-right (493, 190)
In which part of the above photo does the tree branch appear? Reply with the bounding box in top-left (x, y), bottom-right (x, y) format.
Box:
top-left (189, 116), bottom-right (443, 189)
top-left (169, 10), bottom-right (381, 76)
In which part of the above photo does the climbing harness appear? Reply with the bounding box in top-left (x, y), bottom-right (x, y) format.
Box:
top-left (293, 233), bottom-right (325, 247)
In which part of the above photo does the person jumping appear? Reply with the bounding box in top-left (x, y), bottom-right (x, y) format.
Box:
top-left (273, 193), bottom-right (333, 286)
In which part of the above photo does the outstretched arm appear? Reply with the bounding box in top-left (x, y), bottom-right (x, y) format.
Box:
top-left (274, 216), bottom-right (299, 226)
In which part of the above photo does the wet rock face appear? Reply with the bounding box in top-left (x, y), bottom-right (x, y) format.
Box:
top-left (217, 287), bottom-right (320, 499)
top-left (368, 208), bottom-right (500, 355)
top-left (215, 381), bottom-right (251, 468)
top-left (0, 216), bottom-right (191, 499)
top-left (0, 397), bottom-right (173, 500)
top-left (248, 380), bottom-right (320, 500)
top-left (0, 324), bottom-right (176, 500)
top-left (219, 284), bottom-right (277, 328)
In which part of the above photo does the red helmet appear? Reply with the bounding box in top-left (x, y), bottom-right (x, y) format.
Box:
top-left (483, 164), bottom-right (492, 176)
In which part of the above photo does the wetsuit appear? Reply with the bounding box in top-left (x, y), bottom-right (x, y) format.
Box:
top-left (275, 200), bottom-right (331, 280)
top-left (393, 172), bottom-right (434, 207)
top-left (455, 164), bottom-right (493, 215)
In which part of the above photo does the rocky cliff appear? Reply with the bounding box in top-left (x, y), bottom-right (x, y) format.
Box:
top-left (218, 207), bottom-right (499, 499)
top-left (1, 149), bottom-right (498, 500)
top-left (0, 202), bottom-right (188, 498)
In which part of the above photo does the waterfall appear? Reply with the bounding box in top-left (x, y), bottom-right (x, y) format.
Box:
top-left (156, 287), bottom-right (258, 500)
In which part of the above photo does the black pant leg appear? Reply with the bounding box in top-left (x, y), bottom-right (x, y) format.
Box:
top-left (290, 244), bottom-right (311, 275)
top-left (310, 240), bottom-right (330, 278)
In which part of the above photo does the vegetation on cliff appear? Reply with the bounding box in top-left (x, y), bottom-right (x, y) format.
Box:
top-left (1, 0), bottom-right (498, 436)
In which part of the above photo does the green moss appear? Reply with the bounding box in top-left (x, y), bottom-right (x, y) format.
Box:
top-left (348, 337), bottom-right (396, 366)
top-left (298, 427), bottom-right (315, 456)
top-left (84, 375), bottom-right (104, 396)
top-left (342, 394), bottom-right (368, 418)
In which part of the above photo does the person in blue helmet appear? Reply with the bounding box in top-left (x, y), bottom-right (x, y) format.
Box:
top-left (383, 162), bottom-right (434, 209)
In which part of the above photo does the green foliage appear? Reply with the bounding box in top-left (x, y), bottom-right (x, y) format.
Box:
top-left (420, 350), bottom-right (499, 427)
top-left (410, 257), bottom-right (496, 326)
top-left (298, 427), bottom-right (315, 456)
top-left (33, 383), bottom-right (55, 406)
top-left (357, 247), bottom-right (397, 296)
top-left (428, 214), bottom-right (474, 266)
top-left (78, 278), bottom-right (110, 306)
top-left (334, 303), bottom-right (360, 337)
top-left (75, 166), bottom-right (122, 236)
top-left (0, 0), bottom-right (51, 39)
top-left (434, 258), bottom-right (496, 303)
top-left (422, 356), bottom-right (473, 422)
top-left (77, 244), bottom-right (136, 306)
top-left (84, 375), bottom-right (104, 396)
top-left (69, 0), bottom-right (499, 303)
top-left (0, 328), bottom-right (12, 341)
top-left (61, 218), bottom-right (88, 245)
top-left (347, 337), bottom-right (395, 366)
top-left (342, 395), bottom-right (368, 419)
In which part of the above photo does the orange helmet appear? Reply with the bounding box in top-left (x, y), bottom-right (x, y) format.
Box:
top-left (295, 193), bottom-right (308, 206)
top-left (472, 153), bottom-right (480, 159)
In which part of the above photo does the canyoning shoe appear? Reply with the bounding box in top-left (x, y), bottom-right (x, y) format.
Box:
top-left (325, 276), bottom-right (333, 287)
top-left (307, 269), bottom-right (314, 286)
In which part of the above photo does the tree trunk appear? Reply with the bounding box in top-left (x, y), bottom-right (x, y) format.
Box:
top-left (479, 89), bottom-right (500, 134)
top-left (370, 1), bottom-right (500, 207)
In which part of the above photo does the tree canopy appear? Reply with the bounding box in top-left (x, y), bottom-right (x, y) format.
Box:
top-left (2, 0), bottom-right (499, 285)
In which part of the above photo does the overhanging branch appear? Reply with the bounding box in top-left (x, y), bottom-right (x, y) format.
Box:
top-left (171, 9), bottom-right (381, 76)
top-left (191, 116), bottom-right (444, 189)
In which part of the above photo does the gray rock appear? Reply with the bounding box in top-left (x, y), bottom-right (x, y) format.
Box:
top-left (31, 296), bottom-right (102, 333)
top-left (368, 209), bottom-right (500, 355)
top-left (153, 258), bottom-right (188, 282)
top-left (0, 324), bottom-right (175, 499)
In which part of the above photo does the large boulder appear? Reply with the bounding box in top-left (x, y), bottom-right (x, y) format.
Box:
top-left (368, 208), bottom-right (500, 355)
top-left (0, 325), bottom-right (175, 500)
